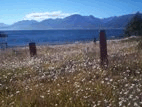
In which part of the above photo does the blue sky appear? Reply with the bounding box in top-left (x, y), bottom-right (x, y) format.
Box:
top-left (0, 0), bottom-right (142, 25)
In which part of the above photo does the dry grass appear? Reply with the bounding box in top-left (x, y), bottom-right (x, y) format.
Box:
top-left (0, 38), bottom-right (142, 107)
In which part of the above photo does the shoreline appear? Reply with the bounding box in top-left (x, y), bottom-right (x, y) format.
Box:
top-left (4, 35), bottom-right (140, 50)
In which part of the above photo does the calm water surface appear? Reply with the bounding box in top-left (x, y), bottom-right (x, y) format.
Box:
top-left (1, 29), bottom-right (124, 47)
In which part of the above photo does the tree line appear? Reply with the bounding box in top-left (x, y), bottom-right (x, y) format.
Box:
top-left (124, 12), bottom-right (142, 37)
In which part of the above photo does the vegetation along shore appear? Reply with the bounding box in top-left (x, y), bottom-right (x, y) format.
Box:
top-left (0, 36), bottom-right (142, 106)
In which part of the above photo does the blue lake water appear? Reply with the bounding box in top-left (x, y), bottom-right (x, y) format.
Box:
top-left (1, 29), bottom-right (124, 47)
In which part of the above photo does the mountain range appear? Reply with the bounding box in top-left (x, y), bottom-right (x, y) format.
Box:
top-left (0, 13), bottom-right (140, 30)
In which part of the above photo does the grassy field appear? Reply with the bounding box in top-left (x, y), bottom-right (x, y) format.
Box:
top-left (0, 37), bottom-right (142, 107)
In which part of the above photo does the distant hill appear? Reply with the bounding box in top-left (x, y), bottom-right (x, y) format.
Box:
top-left (0, 23), bottom-right (9, 28)
top-left (0, 13), bottom-right (141, 30)
top-left (102, 14), bottom-right (135, 28)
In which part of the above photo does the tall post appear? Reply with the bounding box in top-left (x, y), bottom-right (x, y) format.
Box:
top-left (99, 30), bottom-right (108, 67)
top-left (29, 42), bottom-right (37, 57)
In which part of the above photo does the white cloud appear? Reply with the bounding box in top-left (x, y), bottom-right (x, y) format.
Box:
top-left (24, 11), bottom-right (72, 21)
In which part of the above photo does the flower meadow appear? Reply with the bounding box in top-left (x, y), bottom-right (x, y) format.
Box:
top-left (0, 37), bottom-right (142, 107)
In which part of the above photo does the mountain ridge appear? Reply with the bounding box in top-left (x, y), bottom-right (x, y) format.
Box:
top-left (0, 13), bottom-right (141, 30)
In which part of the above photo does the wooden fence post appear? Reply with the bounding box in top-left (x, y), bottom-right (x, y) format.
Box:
top-left (94, 37), bottom-right (96, 44)
top-left (99, 30), bottom-right (108, 67)
top-left (29, 42), bottom-right (37, 57)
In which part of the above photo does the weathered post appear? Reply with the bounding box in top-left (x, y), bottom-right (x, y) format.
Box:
top-left (99, 30), bottom-right (108, 67)
top-left (29, 42), bottom-right (37, 57)
top-left (0, 33), bottom-right (8, 50)
top-left (94, 37), bottom-right (96, 44)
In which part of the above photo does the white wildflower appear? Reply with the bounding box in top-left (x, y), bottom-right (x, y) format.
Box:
top-left (16, 91), bottom-right (20, 94)
top-left (134, 102), bottom-right (138, 107)
top-left (101, 81), bottom-right (104, 84)
top-left (40, 95), bottom-right (45, 99)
